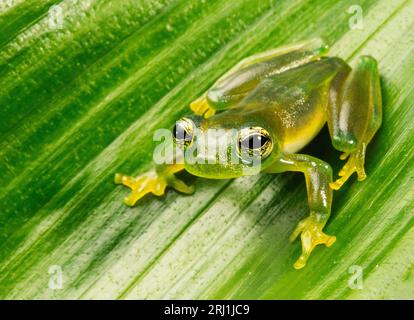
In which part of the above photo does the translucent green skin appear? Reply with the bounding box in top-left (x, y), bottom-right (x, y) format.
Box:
top-left (116, 39), bottom-right (382, 269)
top-left (187, 39), bottom-right (381, 181)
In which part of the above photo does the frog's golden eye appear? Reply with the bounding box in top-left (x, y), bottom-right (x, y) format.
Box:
top-left (173, 117), bottom-right (194, 148)
top-left (238, 127), bottom-right (273, 159)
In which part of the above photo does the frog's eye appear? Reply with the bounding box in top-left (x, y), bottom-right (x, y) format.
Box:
top-left (173, 117), bottom-right (194, 148)
top-left (238, 127), bottom-right (273, 159)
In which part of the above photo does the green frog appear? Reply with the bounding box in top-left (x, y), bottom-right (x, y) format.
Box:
top-left (115, 39), bottom-right (382, 269)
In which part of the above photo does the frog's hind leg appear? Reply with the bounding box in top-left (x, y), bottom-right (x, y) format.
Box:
top-left (190, 38), bottom-right (329, 118)
top-left (326, 56), bottom-right (382, 190)
top-left (265, 154), bottom-right (336, 269)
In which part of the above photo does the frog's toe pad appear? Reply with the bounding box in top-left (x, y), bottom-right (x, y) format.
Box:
top-left (114, 173), bottom-right (123, 184)
top-left (291, 217), bottom-right (336, 269)
top-left (190, 96), bottom-right (216, 118)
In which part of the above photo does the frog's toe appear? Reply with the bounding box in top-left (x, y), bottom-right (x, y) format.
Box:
top-left (115, 173), bottom-right (138, 186)
top-left (356, 166), bottom-right (367, 181)
top-left (291, 217), bottom-right (336, 269)
top-left (190, 95), bottom-right (216, 118)
top-left (330, 164), bottom-right (357, 190)
top-left (330, 162), bottom-right (354, 189)
top-left (168, 177), bottom-right (195, 194)
top-left (330, 176), bottom-right (346, 190)
top-left (339, 152), bottom-right (350, 160)
top-left (114, 173), bottom-right (124, 184)
top-left (338, 161), bottom-right (351, 177)
top-left (123, 191), bottom-right (149, 207)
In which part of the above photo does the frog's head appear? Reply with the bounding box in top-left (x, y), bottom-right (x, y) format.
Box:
top-left (172, 111), bottom-right (280, 178)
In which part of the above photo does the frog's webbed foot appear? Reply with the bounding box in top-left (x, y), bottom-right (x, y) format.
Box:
top-left (290, 216), bottom-right (336, 269)
top-left (190, 95), bottom-right (216, 118)
top-left (114, 172), bottom-right (166, 206)
top-left (330, 143), bottom-right (367, 190)
top-left (114, 171), bottom-right (194, 206)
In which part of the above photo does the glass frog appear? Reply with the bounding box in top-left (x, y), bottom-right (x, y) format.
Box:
top-left (115, 38), bottom-right (382, 269)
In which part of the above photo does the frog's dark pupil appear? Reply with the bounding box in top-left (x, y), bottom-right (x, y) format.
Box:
top-left (173, 124), bottom-right (192, 141)
top-left (240, 134), bottom-right (268, 150)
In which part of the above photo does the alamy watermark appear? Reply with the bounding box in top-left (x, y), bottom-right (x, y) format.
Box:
top-left (48, 5), bottom-right (64, 30)
top-left (347, 5), bottom-right (364, 30)
top-left (0, 0), bottom-right (13, 12)
top-left (48, 265), bottom-right (63, 290)
top-left (348, 265), bottom-right (363, 290)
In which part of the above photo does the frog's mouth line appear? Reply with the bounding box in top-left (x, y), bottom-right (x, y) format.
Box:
top-left (184, 161), bottom-right (264, 179)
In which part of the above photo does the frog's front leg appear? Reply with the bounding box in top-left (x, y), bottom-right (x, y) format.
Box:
top-left (265, 154), bottom-right (336, 269)
top-left (327, 56), bottom-right (382, 189)
top-left (115, 160), bottom-right (194, 206)
top-left (190, 38), bottom-right (328, 118)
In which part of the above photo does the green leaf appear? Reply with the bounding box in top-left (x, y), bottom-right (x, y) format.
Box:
top-left (1, 0), bottom-right (413, 299)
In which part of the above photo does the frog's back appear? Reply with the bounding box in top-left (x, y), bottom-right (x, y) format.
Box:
top-left (239, 57), bottom-right (346, 153)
